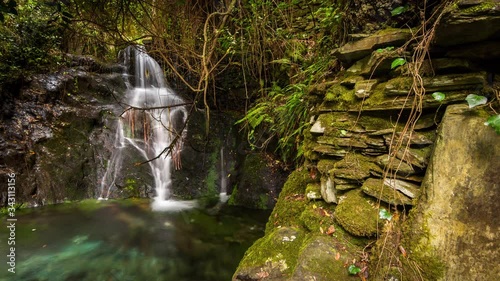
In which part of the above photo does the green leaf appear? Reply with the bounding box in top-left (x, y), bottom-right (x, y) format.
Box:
top-left (379, 209), bottom-right (392, 221)
top-left (465, 94), bottom-right (487, 108)
top-left (391, 58), bottom-right (406, 69)
top-left (432, 92), bottom-right (446, 102)
top-left (348, 264), bottom-right (361, 275)
top-left (340, 129), bottom-right (347, 136)
top-left (391, 5), bottom-right (409, 16)
top-left (484, 114), bottom-right (500, 135)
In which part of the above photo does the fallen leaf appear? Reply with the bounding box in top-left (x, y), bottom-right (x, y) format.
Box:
top-left (335, 252), bottom-right (341, 260)
top-left (322, 209), bottom-right (331, 217)
top-left (326, 225), bottom-right (335, 235)
top-left (399, 245), bottom-right (407, 257)
top-left (256, 271), bottom-right (269, 278)
top-left (320, 226), bottom-right (324, 234)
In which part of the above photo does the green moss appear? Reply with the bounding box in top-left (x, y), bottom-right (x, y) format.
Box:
top-left (258, 194), bottom-right (269, 209)
top-left (460, 1), bottom-right (496, 14)
top-left (334, 189), bottom-right (380, 237)
top-left (299, 201), bottom-right (335, 232)
top-left (305, 183), bottom-right (322, 200)
top-left (324, 84), bottom-right (355, 102)
top-left (399, 208), bottom-right (445, 280)
top-left (123, 178), bottom-right (140, 197)
top-left (316, 159), bottom-right (338, 174)
top-left (265, 169), bottom-right (312, 233)
top-left (364, 82), bottom-right (389, 107)
top-left (236, 227), bottom-right (306, 276)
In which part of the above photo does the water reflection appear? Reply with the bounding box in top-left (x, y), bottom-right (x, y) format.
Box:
top-left (0, 200), bottom-right (268, 281)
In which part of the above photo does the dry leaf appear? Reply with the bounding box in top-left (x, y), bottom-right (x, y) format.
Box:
top-left (319, 226), bottom-right (324, 234)
top-left (399, 245), bottom-right (407, 257)
top-left (326, 225), bottom-right (335, 235)
top-left (335, 252), bottom-right (340, 260)
top-left (256, 271), bottom-right (269, 278)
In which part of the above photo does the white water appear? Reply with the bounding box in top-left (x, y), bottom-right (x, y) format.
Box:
top-left (99, 46), bottom-right (195, 211)
top-left (219, 147), bottom-right (229, 203)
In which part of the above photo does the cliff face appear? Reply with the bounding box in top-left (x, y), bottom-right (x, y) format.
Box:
top-left (234, 1), bottom-right (500, 280)
top-left (0, 55), bottom-right (126, 206)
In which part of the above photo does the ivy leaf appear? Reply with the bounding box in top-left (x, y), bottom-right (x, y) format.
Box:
top-left (391, 58), bottom-right (406, 69)
top-left (379, 209), bottom-right (392, 221)
top-left (465, 94), bottom-right (488, 108)
top-left (348, 264), bottom-right (361, 275)
top-left (391, 5), bottom-right (409, 16)
top-left (432, 92), bottom-right (446, 102)
top-left (484, 114), bottom-right (500, 135)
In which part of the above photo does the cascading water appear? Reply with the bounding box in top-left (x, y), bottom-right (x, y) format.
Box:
top-left (219, 147), bottom-right (229, 203)
top-left (99, 45), bottom-right (195, 211)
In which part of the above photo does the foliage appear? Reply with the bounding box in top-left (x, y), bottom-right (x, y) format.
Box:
top-left (485, 115), bottom-right (500, 135)
top-left (237, 52), bottom-right (334, 165)
top-left (391, 5), bottom-right (409, 16)
top-left (379, 209), bottom-right (393, 221)
top-left (236, 82), bottom-right (309, 164)
top-left (390, 57), bottom-right (406, 69)
top-left (347, 264), bottom-right (361, 275)
top-left (432, 92), bottom-right (446, 102)
top-left (0, 0), bottom-right (17, 21)
top-left (465, 94), bottom-right (488, 108)
top-left (0, 0), bottom-right (66, 85)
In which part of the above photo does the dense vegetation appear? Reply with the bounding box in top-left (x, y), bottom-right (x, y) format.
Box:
top-left (0, 0), bottom-right (428, 164)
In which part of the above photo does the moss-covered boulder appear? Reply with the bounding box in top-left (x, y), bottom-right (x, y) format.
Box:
top-left (233, 227), bottom-right (306, 280)
top-left (266, 169), bottom-right (312, 232)
top-left (229, 152), bottom-right (287, 209)
top-left (334, 189), bottom-right (380, 237)
top-left (402, 104), bottom-right (500, 280)
top-left (290, 236), bottom-right (359, 281)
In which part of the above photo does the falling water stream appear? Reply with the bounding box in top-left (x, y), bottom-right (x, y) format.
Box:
top-left (98, 46), bottom-right (195, 211)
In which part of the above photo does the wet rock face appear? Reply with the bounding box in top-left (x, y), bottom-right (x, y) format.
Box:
top-left (0, 55), bottom-right (126, 207)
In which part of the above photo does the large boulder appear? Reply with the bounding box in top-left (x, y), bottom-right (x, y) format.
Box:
top-left (404, 104), bottom-right (500, 280)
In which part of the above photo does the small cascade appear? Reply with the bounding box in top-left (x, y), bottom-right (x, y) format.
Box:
top-left (99, 45), bottom-right (195, 211)
top-left (219, 147), bottom-right (229, 203)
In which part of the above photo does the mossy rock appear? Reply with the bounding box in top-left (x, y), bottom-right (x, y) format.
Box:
top-left (361, 178), bottom-right (413, 205)
top-left (316, 159), bottom-right (338, 174)
top-left (331, 153), bottom-right (381, 182)
top-left (334, 189), bottom-right (380, 237)
top-left (290, 235), bottom-right (359, 281)
top-left (299, 201), bottom-right (335, 232)
top-left (305, 183), bottom-right (322, 200)
top-left (233, 227), bottom-right (306, 280)
top-left (265, 169), bottom-right (313, 232)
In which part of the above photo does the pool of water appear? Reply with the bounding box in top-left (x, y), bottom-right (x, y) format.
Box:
top-left (0, 199), bottom-right (269, 281)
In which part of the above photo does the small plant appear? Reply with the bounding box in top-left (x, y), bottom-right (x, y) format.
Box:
top-left (391, 5), bottom-right (409, 16)
top-left (465, 94), bottom-right (488, 108)
top-left (432, 91), bottom-right (446, 102)
top-left (347, 264), bottom-right (361, 275)
top-left (485, 114), bottom-right (500, 135)
top-left (376, 46), bottom-right (395, 53)
top-left (391, 57), bottom-right (406, 69)
top-left (379, 208), bottom-right (393, 221)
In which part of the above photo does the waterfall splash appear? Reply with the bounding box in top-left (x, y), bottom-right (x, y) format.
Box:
top-left (99, 45), bottom-right (196, 211)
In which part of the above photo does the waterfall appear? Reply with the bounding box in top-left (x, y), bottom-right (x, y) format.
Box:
top-left (219, 147), bottom-right (229, 203)
top-left (99, 45), bottom-right (195, 211)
